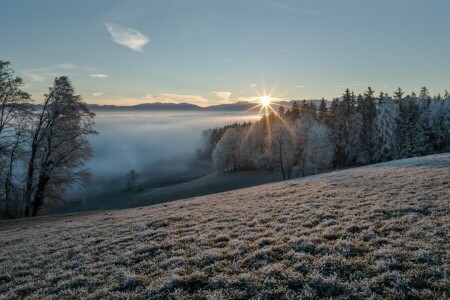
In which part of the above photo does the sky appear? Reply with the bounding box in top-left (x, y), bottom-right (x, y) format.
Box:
top-left (1, 0), bottom-right (450, 106)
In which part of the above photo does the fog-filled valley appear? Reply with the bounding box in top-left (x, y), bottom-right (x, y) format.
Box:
top-left (88, 111), bottom-right (260, 178)
top-left (60, 111), bottom-right (265, 212)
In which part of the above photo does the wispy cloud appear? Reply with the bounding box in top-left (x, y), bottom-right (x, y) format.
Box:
top-left (211, 91), bottom-right (233, 104)
top-left (90, 73), bottom-right (109, 78)
top-left (56, 63), bottom-right (76, 70)
top-left (22, 64), bottom-right (75, 82)
top-left (143, 93), bottom-right (209, 105)
top-left (223, 57), bottom-right (234, 63)
top-left (23, 70), bottom-right (45, 82)
top-left (92, 92), bottom-right (104, 97)
top-left (332, 83), bottom-right (369, 89)
top-left (261, 0), bottom-right (325, 15)
top-left (104, 22), bottom-right (149, 52)
top-left (84, 67), bottom-right (102, 72)
top-left (332, 84), bottom-right (350, 89)
top-left (212, 91), bottom-right (232, 99)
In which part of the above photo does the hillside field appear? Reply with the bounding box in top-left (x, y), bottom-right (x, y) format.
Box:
top-left (0, 154), bottom-right (449, 299)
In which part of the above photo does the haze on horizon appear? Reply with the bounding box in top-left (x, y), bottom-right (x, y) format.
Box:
top-left (2, 0), bottom-right (450, 106)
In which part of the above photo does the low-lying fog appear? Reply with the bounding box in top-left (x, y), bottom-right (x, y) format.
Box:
top-left (79, 110), bottom-right (260, 193)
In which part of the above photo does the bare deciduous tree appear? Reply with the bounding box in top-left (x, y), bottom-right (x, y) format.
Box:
top-left (24, 76), bottom-right (97, 216)
top-left (0, 61), bottom-right (31, 218)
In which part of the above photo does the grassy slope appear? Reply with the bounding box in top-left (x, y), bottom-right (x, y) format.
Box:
top-left (0, 154), bottom-right (449, 299)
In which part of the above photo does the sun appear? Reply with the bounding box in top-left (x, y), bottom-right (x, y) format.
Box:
top-left (260, 96), bottom-right (272, 106)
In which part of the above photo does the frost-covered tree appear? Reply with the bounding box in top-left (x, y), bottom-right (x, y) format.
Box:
top-left (289, 101), bottom-right (300, 121)
top-left (393, 87), bottom-right (404, 101)
top-left (295, 114), bottom-right (314, 176)
top-left (212, 128), bottom-right (241, 172)
top-left (197, 129), bottom-right (214, 158)
top-left (269, 122), bottom-right (296, 180)
top-left (299, 120), bottom-right (333, 176)
top-left (428, 98), bottom-right (450, 152)
top-left (332, 89), bottom-right (361, 166)
top-left (356, 87), bottom-right (377, 164)
top-left (373, 97), bottom-right (398, 162)
top-left (317, 98), bottom-right (327, 123)
top-left (396, 94), bottom-right (426, 158)
top-left (239, 121), bottom-right (266, 169)
top-left (416, 87), bottom-right (434, 154)
top-left (205, 86), bottom-right (449, 185)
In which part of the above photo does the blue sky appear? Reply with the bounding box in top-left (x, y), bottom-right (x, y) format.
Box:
top-left (2, 0), bottom-right (450, 106)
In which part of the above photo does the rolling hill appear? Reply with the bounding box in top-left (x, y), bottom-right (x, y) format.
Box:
top-left (0, 154), bottom-right (449, 299)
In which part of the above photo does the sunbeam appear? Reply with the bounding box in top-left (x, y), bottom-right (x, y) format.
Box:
top-left (260, 96), bottom-right (272, 107)
top-left (238, 81), bottom-right (297, 144)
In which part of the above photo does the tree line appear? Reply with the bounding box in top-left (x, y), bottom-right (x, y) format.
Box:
top-left (198, 87), bottom-right (450, 180)
top-left (0, 61), bottom-right (96, 218)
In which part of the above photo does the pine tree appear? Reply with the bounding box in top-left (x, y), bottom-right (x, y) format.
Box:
top-left (417, 87), bottom-right (433, 154)
top-left (317, 98), bottom-right (327, 123)
top-left (332, 89), bottom-right (360, 166)
top-left (277, 105), bottom-right (285, 118)
top-left (428, 97), bottom-right (450, 152)
top-left (356, 87), bottom-right (377, 164)
top-left (327, 98), bottom-right (339, 126)
top-left (393, 87), bottom-right (404, 102)
top-left (290, 101), bottom-right (300, 121)
top-left (373, 97), bottom-right (398, 162)
top-left (396, 94), bottom-right (426, 158)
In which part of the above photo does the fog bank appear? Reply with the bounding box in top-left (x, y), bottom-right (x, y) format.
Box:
top-left (88, 111), bottom-right (259, 181)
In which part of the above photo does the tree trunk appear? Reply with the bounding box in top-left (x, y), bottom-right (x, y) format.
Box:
top-left (31, 172), bottom-right (50, 217)
top-left (279, 141), bottom-right (285, 180)
top-left (4, 176), bottom-right (11, 218)
top-left (24, 146), bottom-right (37, 217)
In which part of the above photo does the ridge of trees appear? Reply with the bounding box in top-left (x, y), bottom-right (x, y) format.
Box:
top-left (199, 89), bottom-right (450, 179)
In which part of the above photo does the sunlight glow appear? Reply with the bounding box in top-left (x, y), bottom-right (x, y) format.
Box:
top-left (238, 80), bottom-right (299, 147)
top-left (260, 96), bottom-right (272, 106)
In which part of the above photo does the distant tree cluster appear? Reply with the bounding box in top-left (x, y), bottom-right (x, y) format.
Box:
top-left (0, 61), bottom-right (97, 218)
top-left (199, 87), bottom-right (450, 179)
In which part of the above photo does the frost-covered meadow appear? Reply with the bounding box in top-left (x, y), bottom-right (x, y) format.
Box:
top-left (1, 154), bottom-right (449, 299)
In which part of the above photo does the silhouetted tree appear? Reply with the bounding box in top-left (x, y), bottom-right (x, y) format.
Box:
top-left (26, 77), bottom-right (97, 216)
top-left (317, 98), bottom-right (327, 123)
top-left (0, 61), bottom-right (31, 218)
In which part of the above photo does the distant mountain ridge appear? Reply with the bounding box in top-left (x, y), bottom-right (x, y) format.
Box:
top-left (86, 99), bottom-right (325, 112)
top-left (88, 102), bottom-right (202, 111)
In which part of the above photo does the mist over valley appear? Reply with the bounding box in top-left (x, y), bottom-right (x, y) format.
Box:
top-left (61, 110), bottom-right (266, 212)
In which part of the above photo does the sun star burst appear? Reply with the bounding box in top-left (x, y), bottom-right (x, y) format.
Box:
top-left (260, 96), bottom-right (272, 107)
